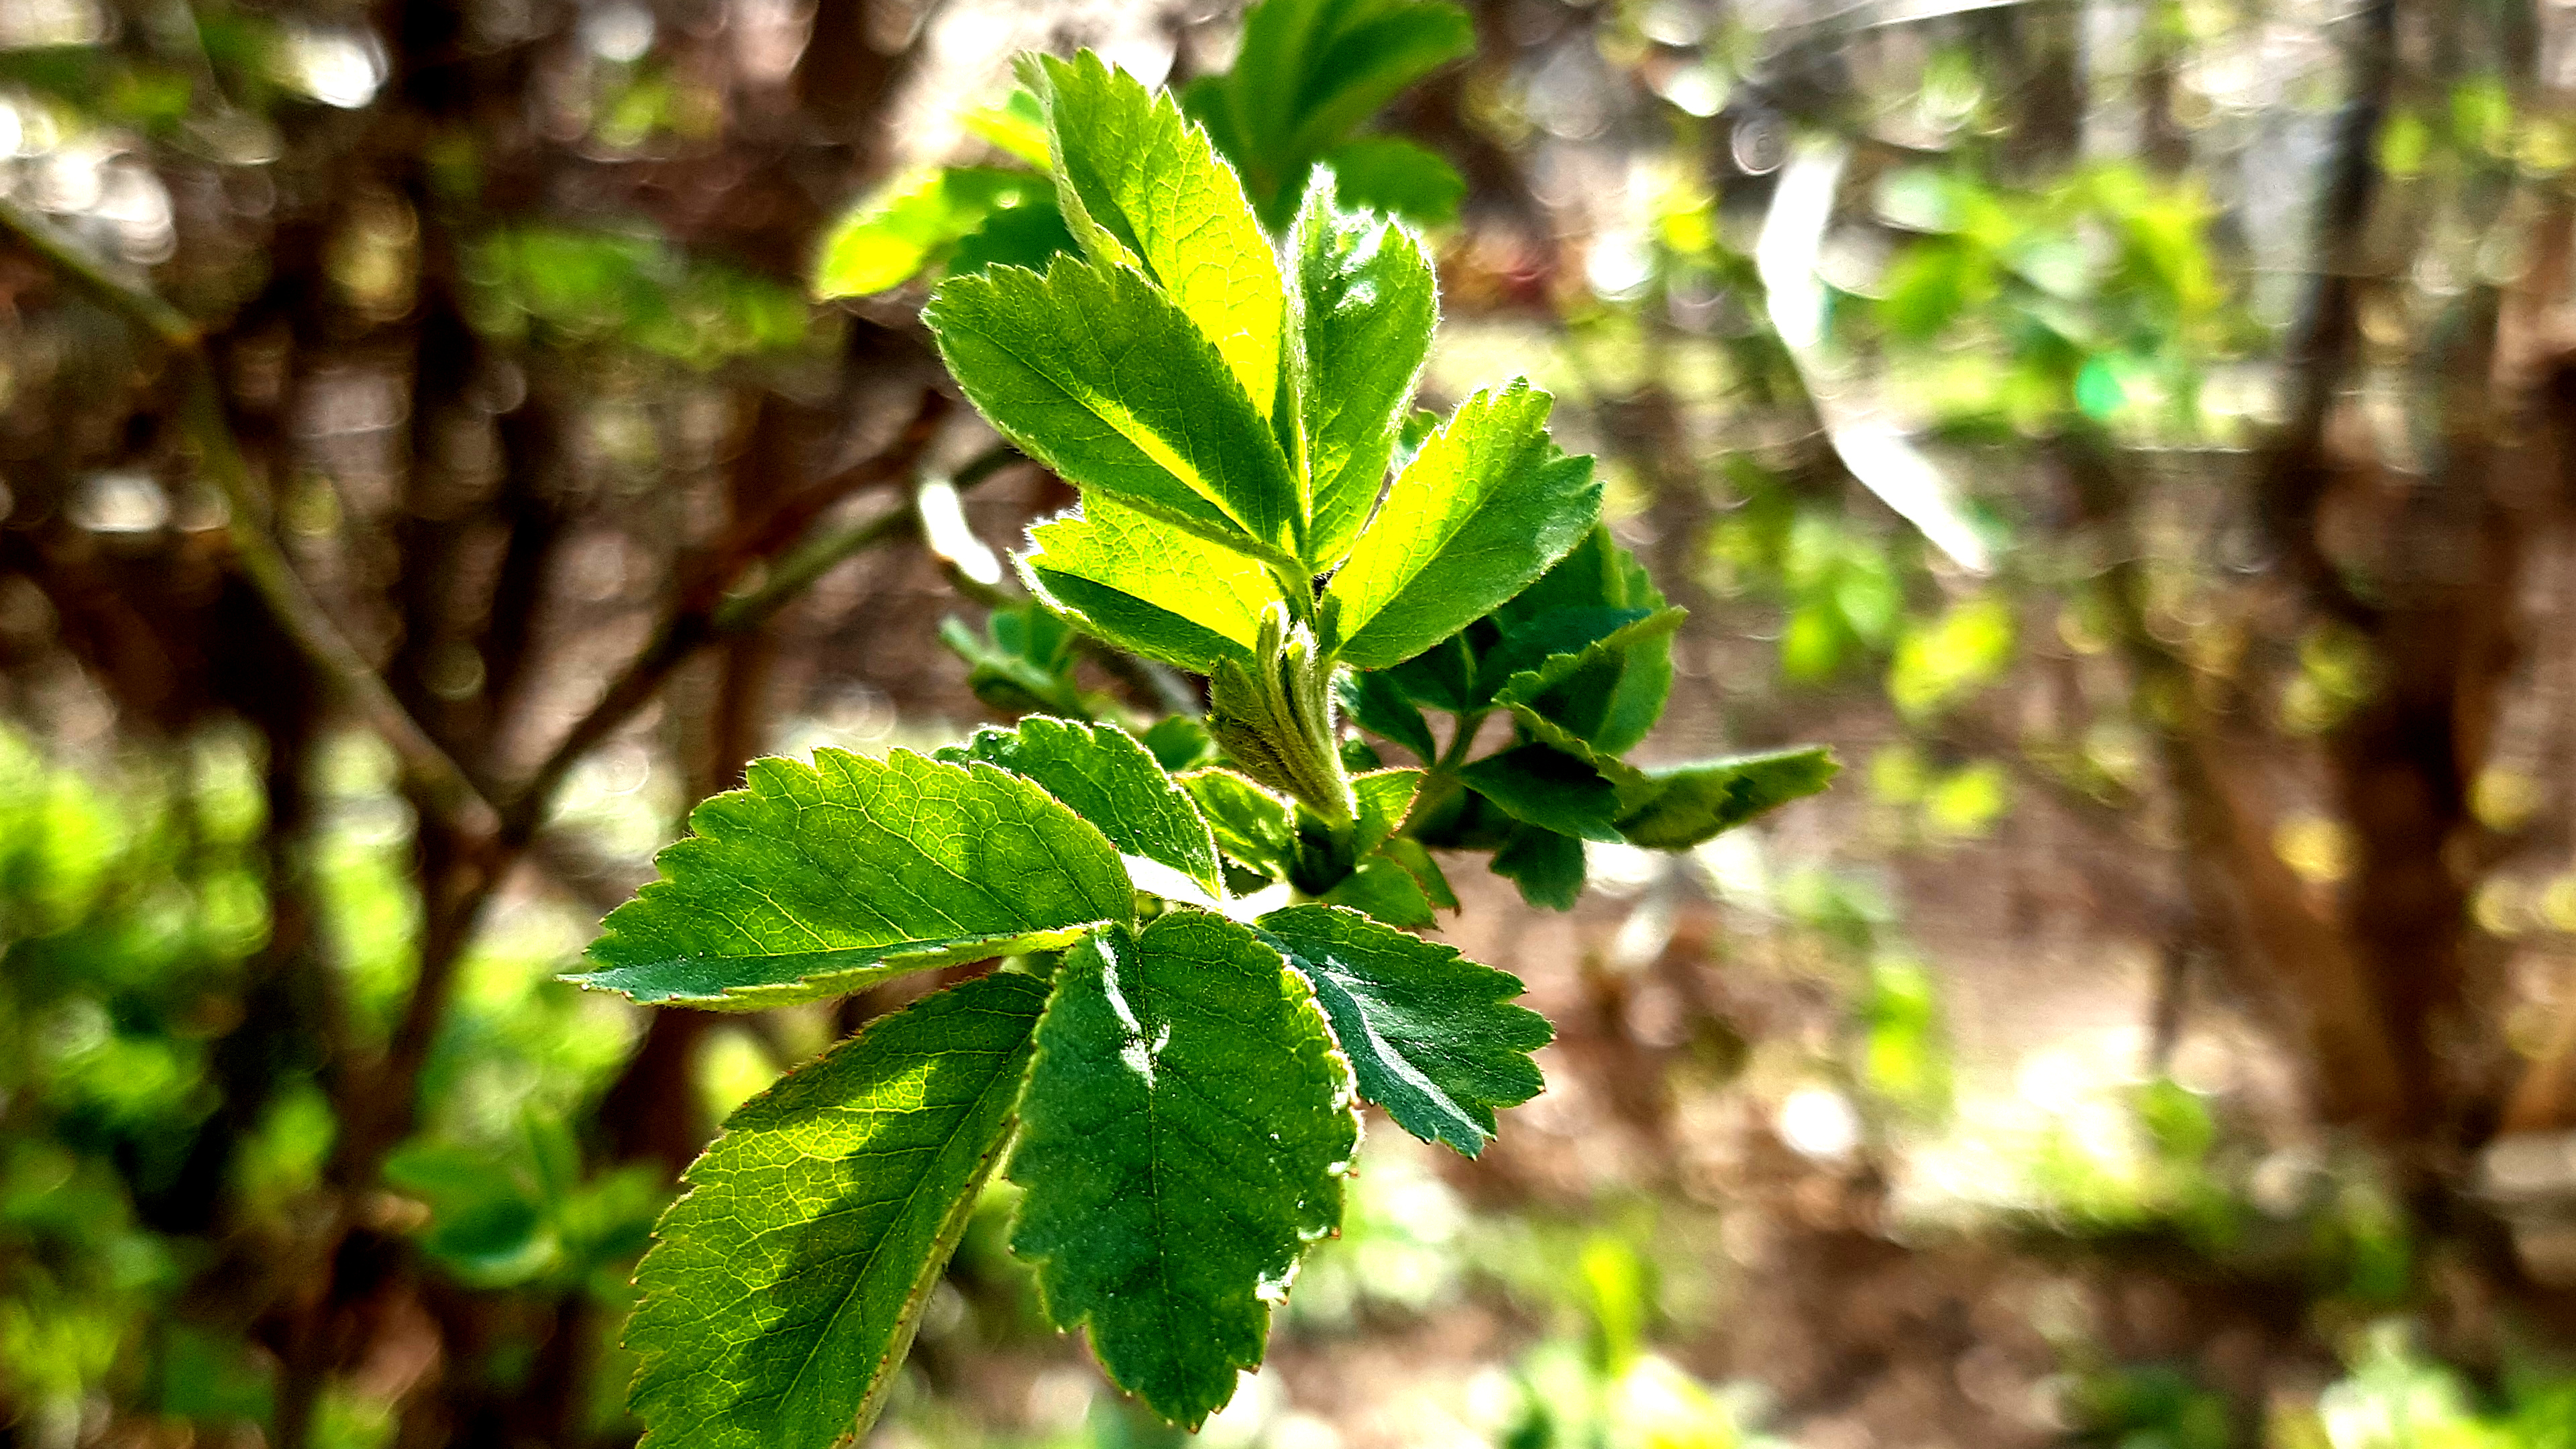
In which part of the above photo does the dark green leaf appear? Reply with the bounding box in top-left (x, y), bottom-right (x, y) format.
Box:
top-left (627, 971), bottom-right (1048, 1449)
top-left (1491, 824), bottom-right (1584, 910)
top-left (927, 256), bottom-right (1303, 568)
top-left (1324, 382), bottom-right (1602, 669)
top-left (1494, 525), bottom-right (1676, 754)
top-left (1490, 608), bottom-right (1687, 749)
top-left (1475, 606), bottom-right (1658, 704)
top-left (568, 751), bottom-right (1129, 1008)
top-left (1383, 633), bottom-right (1477, 712)
top-left (1614, 747), bottom-right (1841, 850)
top-left (1258, 904), bottom-right (1548, 1156)
top-left (1321, 136), bottom-right (1466, 226)
top-left (945, 195), bottom-right (1078, 278)
top-left (1340, 667), bottom-right (1438, 762)
top-left (943, 716), bottom-right (1226, 899)
top-left (1140, 716), bottom-right (1220, 773)
top-left (1459, 743), bottom-right (1625, 843)
top-left (1009, 914), bottom-right (1357, 1428)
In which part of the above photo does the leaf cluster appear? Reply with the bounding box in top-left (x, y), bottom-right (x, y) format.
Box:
top-left (576, 36), bottom-right (1833, 1449)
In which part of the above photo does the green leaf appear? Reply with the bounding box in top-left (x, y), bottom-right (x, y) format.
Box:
top-left (1459, 743), bottom-right (1625, 843)
top-left (1290, 181), bottom-right (1435, 567)
top-left (815, 166), bottom-right (1049, 299)
top-left (1484, 527), bottom-right (1678, 752)
top-left (939, 606), bottom-right (1093, 720)
top-left (627, 971), bottom-right (1047, 1449)
top-left (1273, 2), bottom-right (1475, 168)
top-left (1377, 835), bottom-right (1458, 909)
top-left (1319, 852), bottom-right (1436, 927)
top-left (1597, 547), bottom-right (1678, 755)
top-left (1177, 768), bottom-right (1298, 879)
top-left (1340, 667), bottom-right (1437, 762)
top-left (1020, 496), bottom-right (1281, 675)
top-left (926, 256), bottom-right (1303, 567)
top-left (1026, 51), bottom-right (1287, 424)
top-left (1476, 606), bottom-right (1658, 704)
top-left (1350, 767), bottom-right (1421, 857)
top-left (1490, 608), bottom-right (1688, 749)
top-left (1321, 136), bottom-right (1466, 226)
top-left (1324, 381), bottom-right (1601, 669)
top-left (568, 751), bottom-right (1130, 1009)
top-left (1491, 824), bottom-right (1583, 910)
top-left (942, 717), bottom-right (1226, 900)
top-left (1009, 914), bottom-right (1357, 1428)
top-left (1614, 747), bottom-right (1841, 850)
top-left (1141, 716), bottom-right (1220, 773)
top-left (963, 88), bottom-right (1052, 166)
top-left (1383, 633), bottom-right (1476, 711)
top-left (1216, 0), bottom-right (1475, 211)
top-left (1258, 904), bottom-right (1548, 1156)
top-left (945, 195), bottom-right (1077, 278)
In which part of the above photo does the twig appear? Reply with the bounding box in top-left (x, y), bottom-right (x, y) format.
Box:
top-left (0, 197), bottom-right (500, 838)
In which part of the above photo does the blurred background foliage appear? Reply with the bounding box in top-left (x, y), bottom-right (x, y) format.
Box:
top-left (9, 0), bottom-right (2576, 1446)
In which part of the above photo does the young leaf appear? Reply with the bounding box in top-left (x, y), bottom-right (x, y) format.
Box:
top-left (1491, 823), bottom-right (1584, 910)
top-left (1614, 747), bottom-right (1841, 850)
top-left (1291, 182), bottom-right (1434, 567)
top-left (1008, 914), bottom-right (1358, 1429)
top-left (626, 971), bottom-right (1048, 1449)
top-left (1320, 853), bottom-right (1437, 927)
top-left (567, 751), bottom-right (1129, 1009)
top-left (1459, 743), bottom-right (1626, 843)
top-left (939, 605), bottom-right (1093, 720)
top-left (1377, 835), bottom-right (1458, 909)
top-left (1324, 381), bottom-right (1602, 669)
top-left (1021, 497), bottom-right (1280, 675)
top-left (1321, 136), bottom-right (1466, 227)
top-left (942, 716), bottom-right (1226, 900)
top-left (1177, 767), bottom-right (1299, 879)
top-left (1258, 904), bottom-right (1548, 1157)
top-left (1351, 767), bottom-right (1422, 857)
top-left (1025, 51), bottom-right (1286, 423)
top-left (926, 256), bottom-right (1303, 566)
